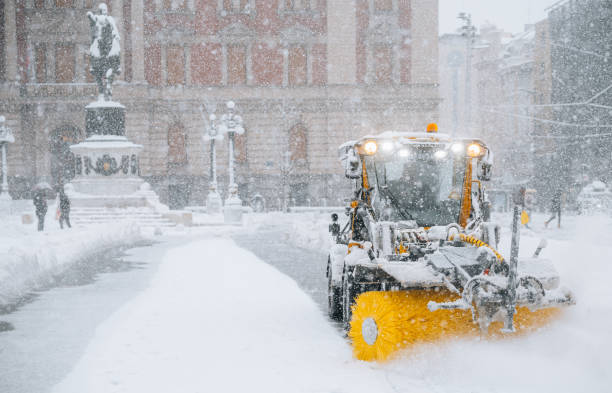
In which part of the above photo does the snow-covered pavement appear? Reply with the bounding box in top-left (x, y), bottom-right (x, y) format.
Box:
top-left (2, 212), bottom-right (608, 393)
top-left (52, 236), bottom-right (398, 393)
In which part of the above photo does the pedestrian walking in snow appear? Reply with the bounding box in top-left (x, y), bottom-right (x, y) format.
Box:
top-left (58, 187), bottom-right (71, 229)
top-left (514, 186), bottom-right (530, 228)
top-left (33, 190), bottom-right (48, 231)
top-left (545, 190), bottom-right (562, 228)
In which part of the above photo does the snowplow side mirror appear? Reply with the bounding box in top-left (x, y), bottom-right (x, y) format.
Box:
top-left (477, 150), bottom-right (493, 181)
top-left (329, 213), bottom-right (340, 236)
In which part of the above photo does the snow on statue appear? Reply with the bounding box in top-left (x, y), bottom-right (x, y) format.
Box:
top-left (87, 3), bottom-right (121, 101)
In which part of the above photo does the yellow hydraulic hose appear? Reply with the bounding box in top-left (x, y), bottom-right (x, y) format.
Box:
top-left (451, 233), bottom-right (504, 263)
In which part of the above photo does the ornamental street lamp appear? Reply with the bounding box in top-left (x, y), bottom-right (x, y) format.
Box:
top-left (0, 116), bottom-right (15, 203)
top-left (219, 100), bottom-right (245, 223)
top-left (203, 113), bottom-right (224, 214)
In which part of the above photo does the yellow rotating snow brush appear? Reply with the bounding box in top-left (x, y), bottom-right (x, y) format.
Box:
top-left (349, 290), bottom-right (560, 362)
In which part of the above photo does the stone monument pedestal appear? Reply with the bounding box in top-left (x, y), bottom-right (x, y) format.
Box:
top-left (223, 196), bottom-right (243, 224)
top-left (206, 191), bottom-right (223, 215)
top-left (66, 100), bottom-right (166, 212)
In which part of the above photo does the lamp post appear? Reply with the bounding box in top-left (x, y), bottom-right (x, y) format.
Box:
top-left (219, 100), bottom-right (245, 223)
top-left (203, 113), bottom-right (224, 214)
top-left (0, 116), bottom-right (15, 203)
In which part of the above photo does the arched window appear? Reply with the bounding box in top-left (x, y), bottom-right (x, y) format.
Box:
top-left (234, 128), bottom-right (248, 164)
top-left (288, 123), bottom-right (308, 163)
top-left (167, 121), bottom-right (187, 166)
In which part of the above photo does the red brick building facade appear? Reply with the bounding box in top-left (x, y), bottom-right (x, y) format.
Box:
top-left (1, 0), bottom-right (438, 209)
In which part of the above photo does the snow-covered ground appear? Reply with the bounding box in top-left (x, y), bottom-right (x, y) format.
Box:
top-left (52, 237), bottom-right (398, 393)
top-left (3, 211), bottom-right (610, 392)
top-left (0, 215), bottom-right (144, 306)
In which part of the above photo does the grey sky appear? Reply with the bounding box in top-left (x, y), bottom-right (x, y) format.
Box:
top-left (439, 0), bottom-right (558, 35)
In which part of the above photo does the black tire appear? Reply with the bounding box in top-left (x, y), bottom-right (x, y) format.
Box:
top-left (327, 259), bottom-right (343, 320)
top-left (341, 266), bottom-right (360, 331)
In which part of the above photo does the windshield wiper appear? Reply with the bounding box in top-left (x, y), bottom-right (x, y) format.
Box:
top-left (373, 161), bottom-right (415, 221)
top-left (379, 185), bottom-right (415, 221)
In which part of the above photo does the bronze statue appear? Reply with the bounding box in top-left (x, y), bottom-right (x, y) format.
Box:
top-left (87, 3), bottom-right (121, 101)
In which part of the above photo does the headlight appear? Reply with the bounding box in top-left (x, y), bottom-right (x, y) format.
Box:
top-left (363, 140), bottom-right (378, 155)
top-left (381, 142), bottom-right (394, 152)
top-left (398, 149), bottom-right (410, 158)
top-left (434, 150), bottom-right (448, 159)
top-left (467, 143), bottom-right (483, 157)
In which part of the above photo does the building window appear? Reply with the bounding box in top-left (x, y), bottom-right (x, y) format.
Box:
top-left (289, 123), bottom-right (308, 163)
top-left (227, 45), bottom-right (247, 85)
top-left (399, 44), bottom-right (411, 84)
top-left (221, 0), bottom-right (253, 14)
top-left (55, 43), bottom-right (75, 83)
top-left (288, 46), bottom-right (307, 86)
top-left (34, 0), bottom-right (45, 8)
top-left (35, 44), bottom-right (47, 83)
top-left (163, 0), bottom-right (187, 10)
top-left (167, 122), bottom-right (188, 166)
top-left (84, 51), bottom-right (95, 83)
top-left (282, 0), bottom-right (319, 11)
top-left (234, 129), bottom-right (248, 163)
top-left (279, 0), bottom-right (321, 15)
top-left (252, 43), bottom-right (283, 86)
top-left (166, 45), bottom-right (185, 86)
top-left (145, 44), bottom-right (162, 86)
top-left (55, 0), bottom-right (75, 7)
top-left (374, 0), bottom-right (393, 12)
top-left (373, 45), bottom-right (392, 85)
top-left (190, 43), bottom-right (222, 85)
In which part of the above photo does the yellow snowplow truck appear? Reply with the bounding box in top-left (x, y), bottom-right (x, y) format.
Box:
top-left (327, 125), bottom-right (574, 361)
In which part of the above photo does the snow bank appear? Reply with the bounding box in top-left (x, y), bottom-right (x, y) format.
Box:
top-left (0, 221), bottom-right (143, 306)
top-left (246, 211), bottom-right (338, 251)
top-left (52, 238), bottom-right (399, 393)
top-left (287, 212), bottom-right (334, 250)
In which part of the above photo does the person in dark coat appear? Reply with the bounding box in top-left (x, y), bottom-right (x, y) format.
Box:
top-left (545, 189), bottom-right (562, 228)
top-left (59, 188), bottom-right (71, 229)
top-left (33, 190), bottom-right (48, 231)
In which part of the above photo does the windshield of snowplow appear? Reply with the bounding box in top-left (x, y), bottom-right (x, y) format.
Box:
top-left (369, 144), bottom-right (466, 227)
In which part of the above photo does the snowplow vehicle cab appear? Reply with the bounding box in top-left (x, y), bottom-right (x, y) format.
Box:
top-left (327, 125), bottom-right (574, 361)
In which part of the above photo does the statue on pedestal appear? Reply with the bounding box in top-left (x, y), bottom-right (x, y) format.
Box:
top-left (87, 3), bottom-right (121, 101)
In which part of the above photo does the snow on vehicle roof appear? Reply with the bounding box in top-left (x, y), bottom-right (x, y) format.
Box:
top-left (362, 131), bottom-right (453, 141)
top-left (339, 131), bottom-right (490, 153)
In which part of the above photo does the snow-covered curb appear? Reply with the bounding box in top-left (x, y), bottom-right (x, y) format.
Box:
top-left (0, 223), bottom-right (144, 306)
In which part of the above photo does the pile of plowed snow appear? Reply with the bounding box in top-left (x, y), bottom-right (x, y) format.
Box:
top-left (0, 221), bottom-right (142, 306)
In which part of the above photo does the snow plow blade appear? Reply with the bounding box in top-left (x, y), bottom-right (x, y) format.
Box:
top-left (348, 289), bottom-right (562, 362)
